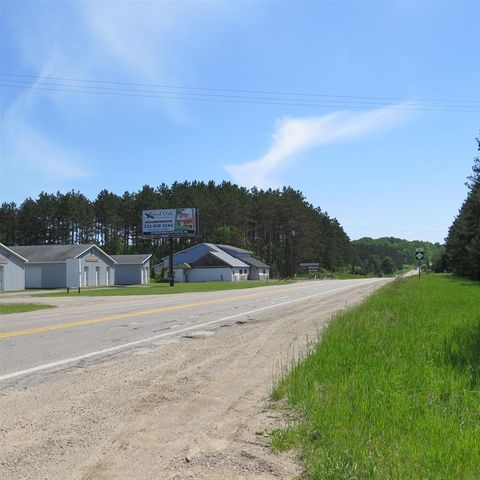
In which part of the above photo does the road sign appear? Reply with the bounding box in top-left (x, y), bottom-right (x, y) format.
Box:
top-left (415, 247), bottom-right (425, 279)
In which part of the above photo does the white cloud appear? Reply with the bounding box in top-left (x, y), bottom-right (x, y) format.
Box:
top-left (226, 105), bottom-right (410, 188)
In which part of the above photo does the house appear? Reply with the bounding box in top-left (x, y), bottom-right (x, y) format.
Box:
top-left (9, 244), bottom-right (116, 289)
top-left (215, 244), bottom-right (270, 280)
top-left (111, 254), bottom-right (152, 285)
top-left (0, 243), bottom-right (28, 291)
top-left (161, 243), bottom-right (270, 282)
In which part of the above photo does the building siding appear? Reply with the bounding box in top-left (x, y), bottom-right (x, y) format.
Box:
top-left (174, 266), bottom-right (249, 283)
top-left (115, 264), bottom-right (140, 285)
top-left (114, 260), bottom-right (150, 285)
top-left (77, 248), bottom-right (115, 287)
top-left (0, 246), bottom-right (26, 291)
top-left (40, 263), bottom-right (67, 288)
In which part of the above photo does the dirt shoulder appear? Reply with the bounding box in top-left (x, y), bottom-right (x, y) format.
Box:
top-left (0, 281), bottom-right (386, 480)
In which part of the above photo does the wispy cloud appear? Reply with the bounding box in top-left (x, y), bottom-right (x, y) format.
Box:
top-left (226, 105), bottom-right (410, 188)
top-left (2, 84), bottom-right (88, 181)
top-left (4, 120), bottom-right (88, 180)
top-left (1, 1), bottom-right (239, 198)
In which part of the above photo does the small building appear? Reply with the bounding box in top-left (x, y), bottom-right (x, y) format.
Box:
top-left (0, 243), bottom-right (28, 291)
top-left (111, 254), bottom-right (152, 285)
top-left (9, 244), bottom-right (116, 289)
top-left (162, 243), bottom-right (270, 282)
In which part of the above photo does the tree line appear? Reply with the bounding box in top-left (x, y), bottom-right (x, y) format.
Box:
top-left (0, 182), bottom-right (351, 276)
top-left (351, 237), bottom-right (443, 276)
top-left (443, 134), bottom-right (480, 280)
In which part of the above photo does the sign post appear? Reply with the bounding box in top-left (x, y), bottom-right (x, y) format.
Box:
top-left (415, 248), bottom-right (424, 279)
top-left (169, 236), bottom-right (174, 287)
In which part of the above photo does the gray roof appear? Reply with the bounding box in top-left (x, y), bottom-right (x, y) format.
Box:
top-left (173, 262), bottom-right (191, 269)
top-left (0, 243), bottom-right (29, 262)
top-left (209, 249), bottom-right (249, 268)
top-left (9, 244), bottom-right (114, 263)
top-left (215, 244), bottom-right (252, 255)
top-left (111, 254), bottom-right (152, 265)
top-left (241, 256), bottom-right (270, 269)
top-left (162, 242), bottom-right (250, 269)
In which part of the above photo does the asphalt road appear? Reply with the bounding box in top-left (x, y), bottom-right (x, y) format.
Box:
top-left (0, 279), bottom-right (388, 385)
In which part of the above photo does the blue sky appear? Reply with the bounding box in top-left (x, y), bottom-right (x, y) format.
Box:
top-left (1, 0), bottom-right (479, 243)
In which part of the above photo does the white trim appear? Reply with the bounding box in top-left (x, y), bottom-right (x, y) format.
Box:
top-left (0, 243), bottom-right (29, 263)
top-left (74, 245), bottom-right (117, 264)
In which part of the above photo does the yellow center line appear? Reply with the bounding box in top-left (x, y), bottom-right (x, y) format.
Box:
top-left (0, 284), bottom-right (313, 340)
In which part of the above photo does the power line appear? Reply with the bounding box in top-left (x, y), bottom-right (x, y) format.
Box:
top-left (2, 72), bottom-right (479, 105)
top-left (1, 74), bottom-right (479, 112)
top-left (4, 83), bottom-right (480, 112)
top-left (2, 78), bottom-right (480, 110)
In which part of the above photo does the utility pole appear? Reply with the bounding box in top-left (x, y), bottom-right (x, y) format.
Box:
top-left (169, 236), bottom-right (174, 287)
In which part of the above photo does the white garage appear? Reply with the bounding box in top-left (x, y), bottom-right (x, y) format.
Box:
top-left (111, 254), bottom-right (152, 285)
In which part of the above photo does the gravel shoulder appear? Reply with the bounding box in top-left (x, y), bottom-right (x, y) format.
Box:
top-left (0, 280), bottom-right (387, 480)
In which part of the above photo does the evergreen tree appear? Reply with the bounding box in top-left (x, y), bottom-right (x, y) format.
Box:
top-left (445, 134), bottom-right (480, 280)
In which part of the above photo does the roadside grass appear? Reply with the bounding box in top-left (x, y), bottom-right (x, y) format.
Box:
top-left (271, 274), bottom-right (480, 479)
top-left (40, 280), bottom-right (292, 297)
top-left (0, 303), bottom-right (54, 314)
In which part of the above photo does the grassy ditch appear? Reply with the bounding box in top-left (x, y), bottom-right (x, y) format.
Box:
top-left (0, 303), bottom-right (54, 314)
top-left (271, 275), bottom-right (480, 479)
top-left (41, 280), bottom-right (290, 297)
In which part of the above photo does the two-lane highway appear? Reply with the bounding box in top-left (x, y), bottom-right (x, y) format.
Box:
top-left (0, 279), bottom-right (389, 384)
top-left (0, 277), bottom-right (392, 480)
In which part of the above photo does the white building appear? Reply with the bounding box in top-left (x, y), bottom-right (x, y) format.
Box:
top-left (0, 243), bottom-right (28, 291)
top-left (161, 243), bottom-right (270, 283)
top-left (9, 244), bottom-right (116, 289)
top-left (111, 254), bottom-right (152, 285)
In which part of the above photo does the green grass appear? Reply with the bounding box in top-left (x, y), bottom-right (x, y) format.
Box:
top-left (271, 275), bottom-right (480, 479)
top-left (0, 303), bottom-right (55, 314)
top-left (40, 280), bottom-right (291, 297)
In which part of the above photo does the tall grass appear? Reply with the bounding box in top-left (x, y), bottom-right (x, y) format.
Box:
top-left (272, 275), bottom-right (480, 479)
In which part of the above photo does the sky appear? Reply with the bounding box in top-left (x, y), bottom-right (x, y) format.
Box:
top-left (0, 0), bottom-right (479, 244)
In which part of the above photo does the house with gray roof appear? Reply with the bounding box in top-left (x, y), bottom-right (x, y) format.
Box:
top-left (216, 244), bottom-right (270, 280)
top-left (0, 243), bottom-right (28, 291)
top-left (111, 254), bottom-right (152, 285)
top-left (9, 244), bottom-right (116, 289)
top-left (161, 243), bottom-right (269, 282)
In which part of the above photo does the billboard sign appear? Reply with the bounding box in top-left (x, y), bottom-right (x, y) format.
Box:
top-left (142, 208), bottom-right (198, 237)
